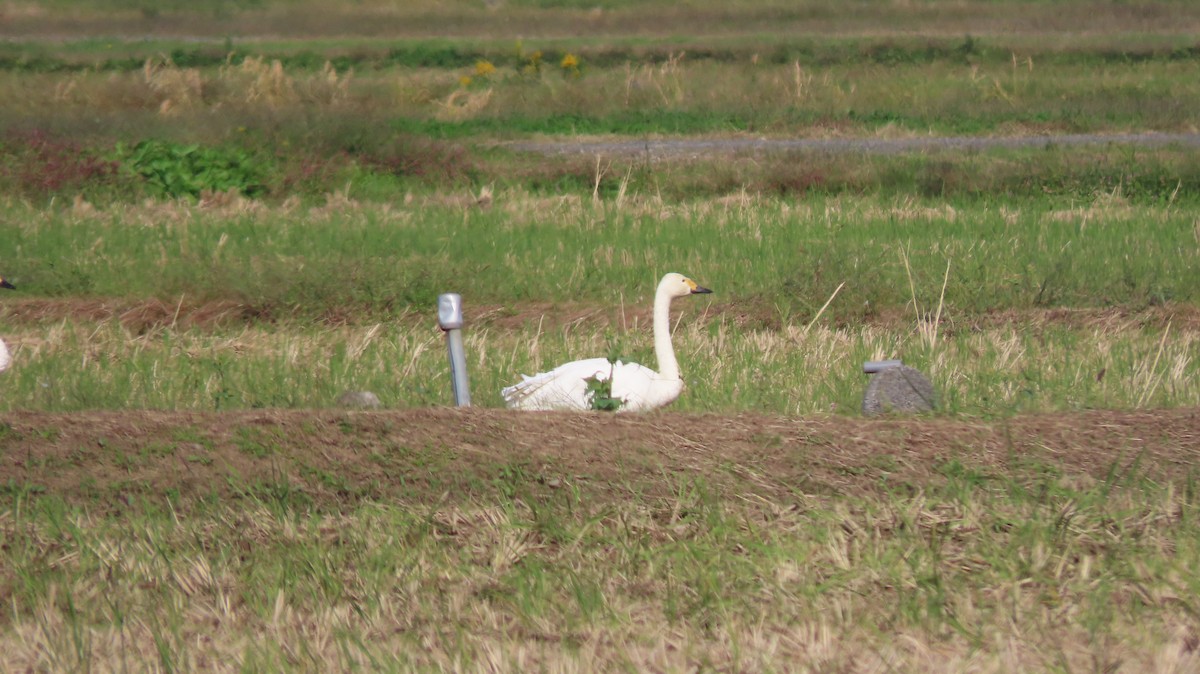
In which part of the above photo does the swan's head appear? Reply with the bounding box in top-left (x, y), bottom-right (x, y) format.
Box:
top-left (659, 272), bottom-right (712, 299)
top-left (0, 277), bottom-right (13, 290)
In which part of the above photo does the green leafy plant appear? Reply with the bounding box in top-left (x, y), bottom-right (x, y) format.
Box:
top-left (123, 139), bottom-right (266, 199)
top-left (585, 360), bottom-right (623, 412)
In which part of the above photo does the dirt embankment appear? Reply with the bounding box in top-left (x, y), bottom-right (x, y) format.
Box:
top-left (1, 407), bottom-right (1196, 511)
top-left (3, 297), bottom-right (1197, 333)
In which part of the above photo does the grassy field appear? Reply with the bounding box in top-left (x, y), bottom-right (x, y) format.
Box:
top-left (2, 408), bottom-right (1199, 672)
top-left (2, 1), bottom-right (1200, 671)
top-left (0, 193), bottom-right (1197, 415)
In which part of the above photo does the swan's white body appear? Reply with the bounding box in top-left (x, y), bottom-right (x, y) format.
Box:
top-left (502, 273), bottom-right (711, 412)
top-left (0, 277), bottom-right (12, 373)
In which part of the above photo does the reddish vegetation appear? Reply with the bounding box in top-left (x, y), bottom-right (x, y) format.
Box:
top-left (1, 129), bottom-right (118, 196)
top-left (1, 407), bottom-right (1196, 511)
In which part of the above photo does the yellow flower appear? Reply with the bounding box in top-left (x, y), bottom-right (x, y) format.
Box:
top-left (560, 53), bottom-right (579, 69)
top-left (474, 60), bottom-right (496, 77)
top-left (459, 75), bottom-right (473, 87)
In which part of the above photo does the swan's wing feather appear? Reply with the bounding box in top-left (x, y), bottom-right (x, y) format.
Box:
top-left (503, 358), bottom-right (681, 412)
top-left (0, 338), bottom-right (10, 374)
top-left (502, 357), bottom-right (618, 410)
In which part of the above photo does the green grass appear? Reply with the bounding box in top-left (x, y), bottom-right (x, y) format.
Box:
top-left (1, 456), bottom-right (1196, 671)
top-left (2, 193), bottom-right (1196, 317)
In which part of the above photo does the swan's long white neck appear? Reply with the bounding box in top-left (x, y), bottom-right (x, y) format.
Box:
top-left (652, 281), bottom-right (680, 380)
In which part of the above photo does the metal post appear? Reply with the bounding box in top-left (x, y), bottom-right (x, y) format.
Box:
top-left (863, 359), bottom-right (903, 374)
top-left (437, 293), bottom-right (471, 406)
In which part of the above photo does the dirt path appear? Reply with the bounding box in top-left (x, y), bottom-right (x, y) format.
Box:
top-left (506, 131), bottom-right (1200, 158)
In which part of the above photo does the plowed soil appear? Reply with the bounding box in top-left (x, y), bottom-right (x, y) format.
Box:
top-left (2, 407), bottom-right (1196, 511)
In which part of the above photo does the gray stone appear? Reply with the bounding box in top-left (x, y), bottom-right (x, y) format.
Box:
top-left (862, 365), bottom-right (936, 416)
top-left (336, 391), bottom-right (382, 409)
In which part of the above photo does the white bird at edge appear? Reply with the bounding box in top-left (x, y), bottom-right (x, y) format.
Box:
top-left (502, 272), bottom-right (712, 412)
top-left (0, 276), bottom-right (14, 373)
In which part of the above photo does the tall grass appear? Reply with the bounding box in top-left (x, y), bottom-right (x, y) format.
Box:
top-left (4, 55), bottom-right (1200, 140)
top-left (0, 313), bottom-right (1193, 414)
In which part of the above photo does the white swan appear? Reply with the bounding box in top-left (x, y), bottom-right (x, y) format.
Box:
top-left (0, 277), bottom-right (13, 373)
top-left (502, 272), bottom-right (712, 412)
